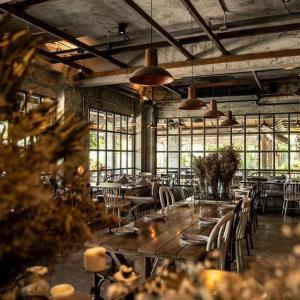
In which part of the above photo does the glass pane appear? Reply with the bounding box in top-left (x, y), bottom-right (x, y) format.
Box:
top-left (275, 134), bottom-right (288, 151)
top-left (121, 116), bottom-right (127, 133)
top-left (290, 134), bottom-right (300, 151)
top-left (246, 134), bottom-right (259, 150)
top-left (232, 134), bottom-right (244, 151)
top-left (275, 114), bottom-right (288, 132)
top-left (219, 135), bottom-right (230, 148)
top-left (275, 152), bottom-right (288, 170)
top-left (89, 172), bottom-right (97, 186)
top-left (205, 135), bottom-right (217, 151)
top-left (121, 134), bottom-right (127, 150)
top-left (168, 135), bottom-right (179, 151)
top-left (99, 151), bottom-right (106, 170)
top-left (27, 95), bottom-right (40, 112)
top-left (98, 111), bottom-right (106, 130)
top-left (107, 151), bottom-right (113, 169)
top-left (157, 119), bottom-right (167, 135)
top-left (89, 151), bottom-right (97, 170)
top-left (157, 152), bottom-right (167, 168)
top-left (115, 134), bottom-right (121, 150)
top-left (157, 136), bottom-right (167, 151)
top-left (168, 153), bottom-right (179, 169)
top-left (99, 171), bottom-right (106, 183)
top-left (89, 110), bottom-right (98, 130)
top-left (260, 152), bottom-right (273, 169)
top-left (115, 115), bottom-right (121, 132)
top-left (260, 114), bottom-right (273, 131)
top-left (181, 136), bottom-right (191, 151)
top-left (180, 118), bottom-right (191, 134)
top-left (168, 119), bottom-right (179, 134)
top-left (291, 152), bottom-right (300, 170)
top-left (98, 132), bottom-right (105, 150)
top-left (128, 135), bottom-right (133, 151)
top-left (121, 152), bottom-right (127, 169)
top-left (205, 119), bottom-right (218, 134)
top-left (193, 136), bottom-right (204, 151)
top-left (260, 133), bottom-right (273, 151)
top-left (246, 115), bottom-right (259, 132)
top-left (107, 132), bottom-right (114, 150)
top-left (180, 153), bottom-right (191, 168)
top-left (192, 117), bottom-right (204, 134)
top-left (128, 152), bottom-right (133, 168)
top-left (290, 114), bottom-right (300, 132)
top-left (89, 131), bottom-right (97, 149)
top-left (107, 113), bottom-right (114, 131)
top-left (115, 152), bottom-right (121, 169)
top-left (232, 116), bottom-right (245, 133)
top-left (246, 152), bottom-right (259, 169)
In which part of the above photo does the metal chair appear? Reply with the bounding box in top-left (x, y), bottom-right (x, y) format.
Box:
top-left (283, 179), bottom-right (300, 219)
top-left (206, 211), bottom-right (234, 270)
top-left (235, 199), bottom-right (251, 273)
top-left (99, 183), bottom-right (131, 225)
top-left (131, 203), bottom-right (152, 221)
top-left (159, 186), bottom-right (175, 209)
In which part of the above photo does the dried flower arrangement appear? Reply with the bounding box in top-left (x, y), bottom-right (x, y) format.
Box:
top-left (0, 16), bottom-right (112, 297)
top-left (193, 147), bottom-right (240, 199)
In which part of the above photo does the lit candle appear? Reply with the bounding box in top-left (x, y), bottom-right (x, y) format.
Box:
top-left (50, 284), bottom-right (75, 300)
top-left (83, 247), bottom-right (106, 272)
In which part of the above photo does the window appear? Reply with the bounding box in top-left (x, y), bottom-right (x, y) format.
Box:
top-left (156, 113), bottom-right (300, 185)
top-left (88, 109), bottom-right (135, 185)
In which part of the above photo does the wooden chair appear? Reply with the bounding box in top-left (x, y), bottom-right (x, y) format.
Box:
top-left (235, 199), bottom-right (251, 273)
top-left (159, 186), bottom-right (175, 209)
top-left (206, 211), bottom-right (234, 270)
top-left (99, 183), bottom-right (131, 224)
top-left (131, 203), bottom-right (152, 221)
top-left (283, 179), bottom-right (300, 219)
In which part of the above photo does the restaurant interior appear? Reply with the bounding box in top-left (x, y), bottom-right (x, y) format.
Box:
top-left (1, 0), bottom-right (300, 299)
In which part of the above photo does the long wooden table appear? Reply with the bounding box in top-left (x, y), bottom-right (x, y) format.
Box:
top-left (94, 199), bottom-right (227, 281)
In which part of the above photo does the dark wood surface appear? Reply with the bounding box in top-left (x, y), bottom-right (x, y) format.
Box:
top-left (96, 200), bottom-right (225, 261)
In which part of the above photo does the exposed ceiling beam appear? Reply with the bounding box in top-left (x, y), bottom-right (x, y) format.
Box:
top-left (252, 71), bottom-right (265, 93)
top-left (17, 0), bottom-right (51, 9)
top-left (179, 0), bottom-right (229, 56)
top-left (217, 0), bottom-right (229, 12)
top-left (0, 4), bottom-right (128, 69)
top-left (65, 15), bottom-right (300, 63)
top-left (37, 48), bottom-right (92, 73)
top-left (123, 0), bottom-right (194, 60)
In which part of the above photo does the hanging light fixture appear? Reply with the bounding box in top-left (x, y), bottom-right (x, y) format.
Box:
top-left (128, 91), bottom-right (136, 126)
top-left (129, 0), bottom-right (173, 86)
top-left (178, 86), bottom-right (207, 110)
top-left (220, 87), bottom-right (239, 126)
top-left (203, 43), bottom-right (224, 119)
top-left (147, 87), bottom-right (157, 129)
top-left (178, 17), bottom-right (206, 110)
top-left (260, 102), bottom-right (268, 129)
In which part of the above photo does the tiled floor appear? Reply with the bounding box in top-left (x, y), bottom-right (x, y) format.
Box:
top-left (47, 214), bottom-right (299, 294)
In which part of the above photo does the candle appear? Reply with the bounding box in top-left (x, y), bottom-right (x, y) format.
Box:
top-left (50, 284), bottom-right (75, 300)
top-left (83, 247), bottom-right (106, 272)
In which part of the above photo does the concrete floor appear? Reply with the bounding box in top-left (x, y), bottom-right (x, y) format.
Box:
top-left (47, 214), bottom-right (299, 295)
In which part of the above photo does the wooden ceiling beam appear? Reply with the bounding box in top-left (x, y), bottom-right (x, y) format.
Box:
top-left (0, 4), bottom-right (128, 69)
top-left (179, 0), bottom-right (229, 56)
top-left (123, 0), bottom-right (195, 60)
top-left (17, 0), bottom-right (51, 9)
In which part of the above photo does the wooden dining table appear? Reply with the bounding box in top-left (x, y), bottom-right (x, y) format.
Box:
top-left (93, 197), bottom-right (229, 282)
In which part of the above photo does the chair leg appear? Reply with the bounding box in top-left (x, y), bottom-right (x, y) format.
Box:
top-left (255, 212), bottom-right (259, 230)
top-left (245, 234), bottom-right (250, 256)
top-left (249, 229), bottom-right (254, 249)
top-left (282, 200), bottom-right (286, 215)
top-left (284, 200), bottom-right (288, 220)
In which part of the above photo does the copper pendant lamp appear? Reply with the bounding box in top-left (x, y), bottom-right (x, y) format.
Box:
top-left (178, 86), bottom-right (207, 110)
top-left (203, 99), bottom-right (225, 119)
top-left (130, 48), bottom-right (174, 86)
top-left (220, 111), bottom-right (239, 126)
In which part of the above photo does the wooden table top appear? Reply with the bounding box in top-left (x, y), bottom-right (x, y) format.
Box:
top-left (95, 200), bottom-right (229, 261)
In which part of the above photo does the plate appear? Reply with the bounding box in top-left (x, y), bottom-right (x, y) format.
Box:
top-left (143, 213), bottom-right (166, 222)
top-left (112, 226), bottom-right (139, 236)
top-left (180, 234), bottom-right (208, 245)
top-left (199, 217), bottom-right (220, 225)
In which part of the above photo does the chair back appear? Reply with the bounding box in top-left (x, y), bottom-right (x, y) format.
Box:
top-left (131, 203), bottom-right (152, 221)
top-left (151, 181), bottom-right (161, 203)
top-left (236, 199), bottom-right (251, 240)
top-left (284, 179), bottom-right (300, 200)
top-left (206, 211), bottom-right (233, 270)
top-left (159, 186), bottom-right (175, 209)
top-left (181, 187), bottom-right (190, 201)
top-left (99, 182), bottom-right (123, 207)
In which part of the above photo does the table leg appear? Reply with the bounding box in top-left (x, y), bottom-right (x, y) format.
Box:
top-left (134, 256), bottom-right (152, 283)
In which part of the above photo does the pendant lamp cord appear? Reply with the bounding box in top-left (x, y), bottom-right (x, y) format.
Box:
top-left (212, 42), bottom-right (215, 98)
top-left (228, 86), bottom-right (230, 111)
top-left (191, 14), bottom-right (194, 85)
top-left (150, 0), bottom-right (153, 45)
